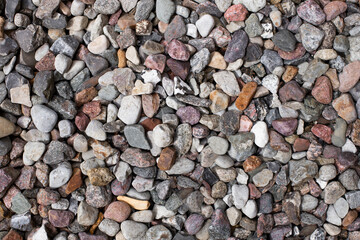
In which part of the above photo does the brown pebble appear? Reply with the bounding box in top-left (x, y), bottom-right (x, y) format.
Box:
top-left (158, 147), bottom-right (177, 171)
top-left (235, 82), bottom-right (257, 111)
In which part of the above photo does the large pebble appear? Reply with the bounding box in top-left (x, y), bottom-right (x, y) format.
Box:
top-left (31, 105), bottom-right (58, 133)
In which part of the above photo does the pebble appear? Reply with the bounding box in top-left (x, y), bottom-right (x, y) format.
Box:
top-left (85, 120), bottom-right (106, 141)
top-left (234, 0), bottom-right (266, 12)
top-left (300, 23), bottom-right (325, 52)
top-left (124, 124), bottom-right (150, 150)
top-left (88, 35), bottom-right (109, 55)
top-left (224, 30), bottom-right (248, 63)
top-left (121, 220), bottom-right (148, 239)
top-left (250, 121), bottom-right (269, 148)
top-left (196, 14), bottom-right (215, 37)
top-left (213, 71), bottom-right (240, 97)
top-left (0, 116), bottom-right (15, 138)
top-left (49, 162), bottom-right (72, 188)
top-left (117, 95), bottom-right (142, 125)
top-left (332, 94), bottom-right (357, 123)
top-left (104, 201), bottom-right (131, 223)
top-left (31, 105), bottom-right (58, 133)
top-left (93, 0), bottom-right (120, 15)
top-left (339, 61), bottom-right (360, 93)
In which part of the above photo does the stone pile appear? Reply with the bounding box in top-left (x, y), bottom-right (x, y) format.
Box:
top-left (0, 0), bottom-right (360, 239)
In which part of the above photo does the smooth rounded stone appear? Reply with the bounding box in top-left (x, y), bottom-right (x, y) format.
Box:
top-left (208, 136), bottom-right (229, 155)
top-left (98, 85), bottom-right (119, 101)
top-left (326, 205), bottom-right (342, 226)
top-left (232, 184), bottom-right (249, 209)
top-left (70, 0), bottom-right (85, 16)
top-left (124, 125), bottom-right (150, 150)
top-left (98, 219), bottom-right (120, 237)
top-left (93, 0), bottom-right (120, 14)
top-left (85, 120), bottom-right (106, 141)
top-left (318, 165), bottom-right (337, 182)
top-left (152, 124), bottom-right (174, 148)
top-left (176, 106), bottom-right (200, 125)
top-left (66, 16), bottom-right (88, 32)
top-left (314, 49), bottom-right (337, 61)
top-left (324, 181), bottom-right (346, 204)
top-left (130, 210), bottom-right (154, 223)
top-left (88, 35), bottom-right (110, 54)
top-left (334, 197), bottom-right (349, 219)
top-left (31, 105), bottom-right (58, 133)
top-left (104, 201), bottom-right (131, 223)
top-left (146, 225), bottom-right (172, 240)
top-left (301, 194), bottom-right (318, 211)
top-left (184, 214), bottom-right (204, 235)
top-left (272, 29), bottom-right (296, 52)
top-left (299, 23), bottom-right (325, 52)
top-left (339, 61), bottom-right (360, 93)
top-left (73, 135), bottom-right (88, 153)
top-left (214, 155), bottom-right (234, 168)
top-left (212, 71), bottom-right (240, 97)
top-left (0, 116), bottom-right (15, 138)
top-left (196, 14), bottom-right (215, 38)
top-left (121, 220), bottom-right (148, 240)
top-left (252, 169), bottom-right (273, 187)
top-left (54, 54), bottom-right (72, 74)
top-left (63, 60), bottom-right (85, 80)
top-left (250, 121), bottom-right (269, 148)
top-left (118, 95), bottom-right (142, 125)
top-left (324, 1), bottom-right (347, 21)
top-left (241, 199), bottom-right (257, 219)
top-left (49, 162), bottom-right (72, 188)
top-left (77, 201), bottom-right (99, 226)
top-left (323, 223), bottom-right (341, 236)
top-left (155, 0), bottom-right (175, 24)
top-left (126, 46), bottom-right (140, 65)
top-left (269, 10), bottom-right (282, 27)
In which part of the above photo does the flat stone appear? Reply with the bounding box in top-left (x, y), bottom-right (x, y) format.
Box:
top-left (224, 30), bottom-right (248, 63)
top-left (124, 124), bottom-right (150, 150)
top-left (339, 61), bottom-right (360, 93)
top-left (212, 71), bottom-right (240, 97)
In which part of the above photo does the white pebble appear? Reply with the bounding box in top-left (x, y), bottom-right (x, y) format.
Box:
top-left (196, 14), bottom-right (215, 37)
